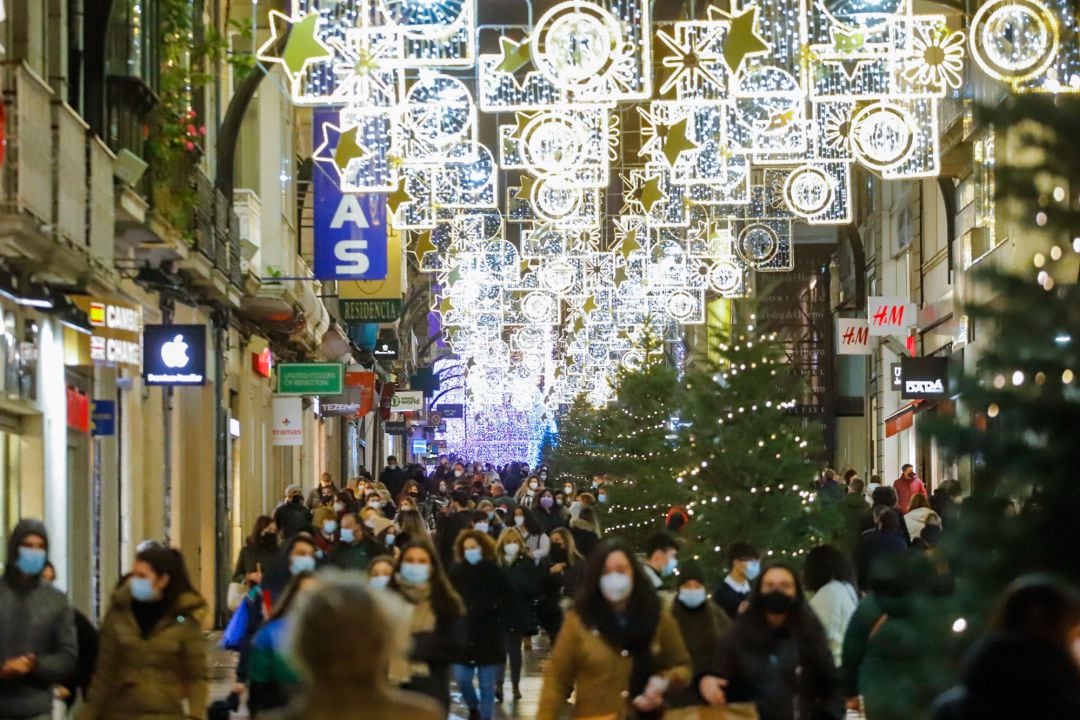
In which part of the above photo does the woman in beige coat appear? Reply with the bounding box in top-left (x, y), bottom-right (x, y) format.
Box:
top-left (538, 539), bottom-right (692, 720)
top-left (81, 545), bottom-right (208, 720)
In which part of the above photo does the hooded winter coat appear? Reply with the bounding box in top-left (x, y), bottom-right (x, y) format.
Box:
top-left (80, 585), bottom-right (209, 720)
top-left (0, 520), bottom-right (78, 720)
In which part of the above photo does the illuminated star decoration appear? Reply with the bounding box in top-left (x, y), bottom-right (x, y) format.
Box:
top-left (656, 28), bottom-right (724, 97)
top-left (410, 230), bottom-right (437, 262)
top-left (630, 175), bottom-right (667, 213)
top-left (636, 106), bottom-right (669, 160)
top-left (495, 36), bottom-right (532, 73)
top-left (386, 178), bottom-right (413, 218)
top-left (257, 11), bottom-right (334, 79)
top-left (721, 6), bottom-right (770, 76)
top-left (312, 121), bottom-right (368, 177)
top-left (662, 117), bottom-right (698, 166)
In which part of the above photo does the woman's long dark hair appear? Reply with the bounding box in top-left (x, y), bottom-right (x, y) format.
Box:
top-left (513, 506), bottom-right (544, 536)
top-left (803, 544), bottom-right (856, 592)
top-left (246, 515), bottom-right (275, 548)
top-left (393, 539), bottom-right (464, 620)
top-left (135, 545), bottom-right (199, 609)
top-left (734, 564), bottom-right (835, 709)
top-left (574, 538), bottom-right (659, 631)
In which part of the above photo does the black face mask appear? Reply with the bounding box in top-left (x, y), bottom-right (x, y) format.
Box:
top-left (758, 590), bottom-right (796, 615)
top-left (549, 546), bottom-right (568, 563)
top-left (290, 496), bottom-right (303, 506)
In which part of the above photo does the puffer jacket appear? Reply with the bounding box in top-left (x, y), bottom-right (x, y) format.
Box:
top-left (80, 586), bottom-right (208, 720)
top-left (0, 519), bottom-right (78, 720)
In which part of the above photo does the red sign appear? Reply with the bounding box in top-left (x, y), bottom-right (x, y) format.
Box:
top-left (66, 386), bottom-right (90, 433)
top-left (346, 371), bottom-right (376, 416)
top-left (252, 348), bottom-right (274, 378)
top-left (836, 318), bottom-right (871, 355)
top-left (378, 381), bottom-right (396, 421)
top-left (868, 297), bottom-right (916, 336)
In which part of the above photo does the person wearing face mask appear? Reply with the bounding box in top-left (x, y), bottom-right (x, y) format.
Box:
top-left (387, 542), bottom-right (465, 713)
top-left (273, 485), bottom-right (313, 539)
top-left (311, 505), bottom-right (340, 559)
top-left (538, 539), bottom-right (690, 720)
top-left (451, 462), bottom-right (468, 484)
top-left (641, 532), bottom-right (680, 592)
top-left (511, 506), bottom-right (551, 561)
top-left (494, 528), bottom-right (542, 702)
top-left (476, 500), bottom-right (503, 539)
top-left (449, 531), bottom-right (515, 720)
top-left (306, 472), bottom-right (340, 510)
top-left (514, 475), bottom-right (543, 510)
top-left (713, 542), bottom-right (761, 618)
top-left (435, 491), bottom-right (474, 569)
top-left (232, 516), bottom-right (279, 593)
top-left (569, 505), bottom-right (602, 560)
top-left (329, 514), bottom-right (389, 572)
top-left (668, 561), bottom-right (732, 710)
top-left (367, 556), bottom-right (396, 589)
top-left (334, 490), bottom-right (360, 520)
top-left (431, 455), bottom-right (454, 484)
top-left (380, 455), bottom-right (407, 499)
top-left (698, 565), bottom-right (841, 720)
top-left (245, 572), bottom-right (319, 717)
top-left (537, 528), bottom-right (585, 641)
top-left (0, 520), bottom-right (77, 720)
top-left (81, 546), bottom-right (208, 720)
top-left (930, 575), bottom-right (1080, 720)
top-left (534, 489), bottom-right (569, 535)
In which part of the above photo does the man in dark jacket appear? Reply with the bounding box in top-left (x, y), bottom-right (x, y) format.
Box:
top-left (329, 514), bottom-right (388, 571)
top-left (436, 491), bottom-right (475, 569)
top-left (379, 456), bottom-right (407, 499)
top-left (0, 520), bottom-right (78, 720)
top-left (854, 506), bottom-right (909, 592)
top-left (273, 485), bottom-right (313, 538)
top-left (305, 472), bottom-right (339, 509)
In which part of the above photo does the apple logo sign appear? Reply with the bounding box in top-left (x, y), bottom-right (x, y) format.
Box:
top-left (161, 334), bottom-right (190, 369)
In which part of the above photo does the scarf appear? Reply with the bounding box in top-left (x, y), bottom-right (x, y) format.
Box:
top-left (389, 578), bottom-right (437, 682)
top-left (592, 606), bottom-right (661, 714)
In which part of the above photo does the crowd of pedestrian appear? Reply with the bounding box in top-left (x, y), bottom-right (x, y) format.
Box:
top-left (2, 460), bottom-right (1078, 720)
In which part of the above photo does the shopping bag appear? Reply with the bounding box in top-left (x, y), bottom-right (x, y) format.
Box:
top-left (226, 582), bottom-right (247, 611)
top-left (220, 596), bottom-right (251, 650)
top-left (663, 703), bottom-right (760, 720)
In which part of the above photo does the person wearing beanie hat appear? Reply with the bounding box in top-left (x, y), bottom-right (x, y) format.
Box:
top-left (668, 560), bottom-right (732, 709)
top-left (0, 519), bottom-right (78, 720)
top-left (274, 485), bottom-right (313, 539)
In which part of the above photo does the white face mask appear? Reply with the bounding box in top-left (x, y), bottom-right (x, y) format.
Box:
top-left (454, 470), bottom-right (464, 478)
top-left (514, 516), bottom-right (526, 527)
top-left (333, 502), bottom-right (345, 512)
top-left (504, 543), bottom-right (520, 558)
top-left (474, 522), bottom-right (490, 534)
top-left (678, 587), bottom-right (708, 608)
top-left (600, 571), bottom-right (633, 603)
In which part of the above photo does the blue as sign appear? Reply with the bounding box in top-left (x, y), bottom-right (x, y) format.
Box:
top-left (312, 108), bottom-right (388, 281)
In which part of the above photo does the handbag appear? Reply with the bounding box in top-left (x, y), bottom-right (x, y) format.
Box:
top-left (226, 582), bottom-right (247, 611)
top-left (663, 704), bottom-right (760, 720)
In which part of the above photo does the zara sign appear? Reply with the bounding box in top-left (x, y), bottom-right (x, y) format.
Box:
top-left (312, 108), bottom-right (388, 281)
top-left (143, 325), bottom-right (207, 386)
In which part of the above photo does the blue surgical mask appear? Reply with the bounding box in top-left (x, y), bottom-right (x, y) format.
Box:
top-left (474, 522), bottom-right (489, 534)
top-left (399, 562), bottom-right (431, 584)
top-left (745, 560), bottom-right (761, 581)
top-left (385, 534), bottom-right (396, 547)
top-left (369, 575), bottom-right (391, 589)
top-left (15, 547), bottom-right (47, 577)
top-left (339, 527), bottom-right (355, 544)
top-left (663, 555), bottom-right (678, 577)
top-left (130, 577), bottom-right (160, 602)
top-left (678, 587), bottom-right (708, 608)
top-left (322, 520), bottom-right (337, 535)
top-left (290, 555), bottom-right (317, 575)
top-left (464, 547), bottom-right (483, 565)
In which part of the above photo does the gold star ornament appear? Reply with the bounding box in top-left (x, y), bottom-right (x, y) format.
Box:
top-left (257, 11), bottom-right (334, 79)
top-left (722, 7), bottom-right (770, 76)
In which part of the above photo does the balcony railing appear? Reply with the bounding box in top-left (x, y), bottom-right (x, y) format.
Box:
top-left (190, 167), bottom-right (243, 290)
top-left (0, 63), bottom-right (54, 225)
top-left (55, 101), bottom-right (90, 246)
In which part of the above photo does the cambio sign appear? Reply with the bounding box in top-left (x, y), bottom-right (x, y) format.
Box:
top-left (312, 108), bottom-right (388, 281)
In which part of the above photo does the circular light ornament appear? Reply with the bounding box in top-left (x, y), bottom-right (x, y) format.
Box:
top-left (784, 166), bottom-right (834, 217)
top-left (521, 291), bottom-right (556, 323)
top-left (541, 257), bottom-right (577, 294)
top-left (531, 179), bottom-right (583, 222)
top-left (520, 352), bottom-right (545, 374)
top-left (850, 102), bottom-right (916, 172)
top-left (621, 349), bottom-right (644, 371)
top-left (666, 290), bottom-right (699, 322)
top-left (708, 259), bottom-right (744, 294)
top-left (532, 3), bottom-right (622, 89)
top-left (378, 0), bottom-right (467, 38)
top-left (970, 0), bottom-right (1059, 83)
top-left (737, 224), bottom-right (780, 265)
top-left (521, 113), bottom-right (589, 176)
top-left (403, 75), bottom-right (473, 150)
